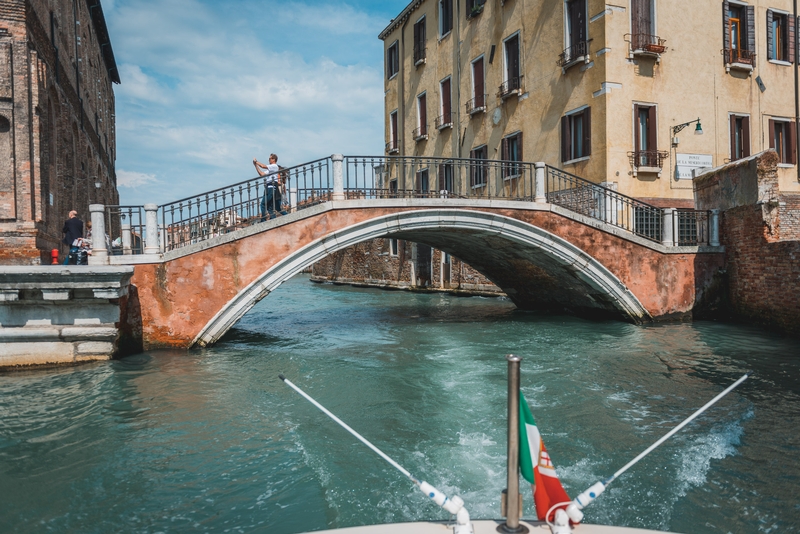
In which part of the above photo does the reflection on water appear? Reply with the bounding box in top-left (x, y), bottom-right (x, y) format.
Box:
top-left (0, 275), bottom-right (798, 534)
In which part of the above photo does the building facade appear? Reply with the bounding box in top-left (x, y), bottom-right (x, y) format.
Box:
top-left (380, 0), bottom-right (800, 204)
top-left (0, 0), bottom-right (119, 264)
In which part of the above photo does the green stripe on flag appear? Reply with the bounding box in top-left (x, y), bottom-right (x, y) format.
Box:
top-left (519, 392), bottom-right (536, 484)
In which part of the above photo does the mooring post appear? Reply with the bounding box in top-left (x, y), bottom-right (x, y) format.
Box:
top-left (709, 209), bottom-right (720, 247)
top-left (144, 204), bottom-right (160, 255)
top-left (88, 204), bottom-right (108, 265)
top-left (332, 154), bottom-right (345, 201)
top-left (662, 208), bottom-right (675, 247)
top-left (534, 162), bottom-right (547, 203)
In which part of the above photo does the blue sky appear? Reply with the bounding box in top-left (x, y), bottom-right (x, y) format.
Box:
top-left (103, 0), bottom-right (409, 205)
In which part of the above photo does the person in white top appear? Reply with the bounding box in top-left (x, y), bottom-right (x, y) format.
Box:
top-left (254, 153), bottom-right (283, 221)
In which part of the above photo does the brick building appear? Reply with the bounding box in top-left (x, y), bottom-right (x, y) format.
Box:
top-left (0, 0), bottom-right (119, 264)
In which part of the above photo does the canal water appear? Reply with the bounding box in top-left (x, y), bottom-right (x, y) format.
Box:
top-left (1, 274), bottom-right (798, 534)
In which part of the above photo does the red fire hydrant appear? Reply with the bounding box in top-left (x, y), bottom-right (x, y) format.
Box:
top-left (51, 248), bottom-right (59, 265)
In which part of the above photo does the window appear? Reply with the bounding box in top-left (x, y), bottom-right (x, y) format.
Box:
top-left (501, 132), bottom-right (523, 178)
top-left (389, 238), bottom-right (399, 256)
top-left (767, 10), bottom-right (795, 63)
top-left (437, 77), bottom-right (452, 129)
top-left (440, 0), bottom-right (453, 37)
top-left (632, 104), bottom-right (665, 168)
top-left (729, 114), bottom-right (751, 161)
top-left (470, 145), bottom-right (488, 187)
top-left (631, 0), bottom-right (665, 52)
top-left (769, 119), bottom-right (797, 164)
top-left (416, 168), bottom-right (430, 196)
top-left (387, 110), bottom-right (398, 153)
top-left (438, 162), bottom-right (454, 193)
top-left (468, 57), bottom-right (485, 114)
top-left (414, 17), bottom-right (426, 65)
top-left (723, 2), bottom-right (755, 67)
top-left (467, 0), bottom-right (486, 19)
top-left (561, 0), bottom-right (588, 65)
top-left (415, 93), bottom-right (428, 139)
top-left (500, 34), bottom-right (522, 97)
top-left (561, 107), bottom-right (591, 162)
top-left (387, 41), bottom-right (399, 79)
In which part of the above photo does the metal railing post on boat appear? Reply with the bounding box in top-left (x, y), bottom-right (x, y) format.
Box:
top-left (500, 354), bottom-right (528, 533)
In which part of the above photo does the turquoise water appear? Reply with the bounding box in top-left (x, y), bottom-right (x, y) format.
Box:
top-left (1, 274), bottom-right (798, 533)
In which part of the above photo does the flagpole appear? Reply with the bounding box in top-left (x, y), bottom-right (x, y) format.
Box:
top-left (500, 355), bottom-right (528, 534)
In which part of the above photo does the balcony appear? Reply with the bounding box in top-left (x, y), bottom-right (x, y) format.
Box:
top-left (628, 33), bottom-right (667, 61)
top-left (467, 1), bottom-right (485, 19)
top-left (497, 76), bottom-right (524, 100)
top-left (435, 112), bottom-right (453, 130)
top-left (413, 45), bottom-right (426, 66)
top-left (413, 125), bottom-right (428, 141)
top-left (557, 40), bottom-right (590, 71)
top-left (628, 150), bottom-right (668, 176)
top-left (723, 48), bottom-right (756, 74)
top-left (385, 140), bottom-right (399, 154)
top-left (466, 95), bottom-right (487, 116)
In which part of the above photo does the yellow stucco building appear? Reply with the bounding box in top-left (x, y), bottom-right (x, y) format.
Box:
top-left (380, 0), bottom-right (800, 206)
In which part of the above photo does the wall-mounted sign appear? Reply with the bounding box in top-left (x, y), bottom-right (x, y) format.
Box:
top-left (676, 153), bottom-right (713, 180)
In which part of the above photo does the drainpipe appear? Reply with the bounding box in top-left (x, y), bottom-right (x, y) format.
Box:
top-left (795, 0), bottom-right (799, 181)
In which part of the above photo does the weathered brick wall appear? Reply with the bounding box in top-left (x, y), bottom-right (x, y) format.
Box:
top-left (311, 239), bottom-right (503, 295)
top-left (0, 0), bottom-right (119, 265)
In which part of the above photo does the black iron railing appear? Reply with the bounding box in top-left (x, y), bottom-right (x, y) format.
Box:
top-left (723, 48), bottom-right (756, 65)
top-left (466, 94), bottom-right (487, 115)
top-left (413, 125), bottom-right (429, 140)
top-left (628, 150), bottom-right (669, 169)
top-left (435, 113), bottom-right (453, 129)
top-left (558, 40), bottom-right (589, 67)
top-left (413, 45), bottom-right (426, 64)
top-left (498, 76), bottom-right (524, 99)
top-left (628, 33), bottom-right (667, 54)
top-left (104, 205), bottom-right (145, 255)
top-left (385, 140), bottom-right (399, 153)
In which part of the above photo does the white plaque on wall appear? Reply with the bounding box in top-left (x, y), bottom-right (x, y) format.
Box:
top-left (676, 153), bottom-right (713, 180)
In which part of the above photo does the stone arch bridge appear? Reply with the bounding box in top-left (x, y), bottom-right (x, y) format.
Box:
top-left (92, 156), bottom-right (724, 350)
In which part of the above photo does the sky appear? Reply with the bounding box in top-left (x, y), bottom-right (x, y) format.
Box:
top-left (103, 0), bottom-right (410, 205)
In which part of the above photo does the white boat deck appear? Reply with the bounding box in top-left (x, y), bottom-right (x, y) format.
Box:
top-left (310, 519), bottom-right (677, 534)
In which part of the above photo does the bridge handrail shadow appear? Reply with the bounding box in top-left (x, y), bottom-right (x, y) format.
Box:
top-left (106, 155), bottom-right (716, 254)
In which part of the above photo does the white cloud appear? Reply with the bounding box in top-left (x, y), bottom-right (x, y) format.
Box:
top-left (117, 169), bottom-right (158, 188)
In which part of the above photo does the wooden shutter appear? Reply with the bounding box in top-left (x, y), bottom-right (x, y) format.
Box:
top-left (438, 164), bottom-right (445, 190)
top-left (633, 104), bottom-right (641, 152)
top-left (647, 106), bottom-right (657, 153)
top-left (746, 5), bottom-right (756, 61)
top-left (789, 122), bottom-right (797, 164)
top-left (767, 10), bottom-right (774, 60)
top-left (723, 2), bottom-right (730, 63)
top-left (474, 58), bottom-right (484, 107)
top-left (584, 107), bottom-right (592, 156)
top-left (769, 119), bottom-right (776, 149)
top-left (742, 116), bottom-right (751, 157)
top-left (507, 36), bottom-right (520, 83)
top-left (501, 137), bottom-right (509, 161)
top-left (631, 0), bottom-right (652, 37)
top-left (517, 132), bottom-right (523, 162)
top-left (790, 16), bottom-right (796, 63)
top-left (419, 94), bottom-right (427, 135)
top-left (442, 78), bottom-right (451, 117)
top-left (561, 115), bottom-right (570, 162)
top-left (729, 115), bottom-right (737, 159)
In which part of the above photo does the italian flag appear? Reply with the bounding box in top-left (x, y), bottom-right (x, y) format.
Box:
top-left (519, 393), bottom-right (572, 522)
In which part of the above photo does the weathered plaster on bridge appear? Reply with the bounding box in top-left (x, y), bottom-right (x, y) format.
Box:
top-left (120, 200), bottom-right (724, 350)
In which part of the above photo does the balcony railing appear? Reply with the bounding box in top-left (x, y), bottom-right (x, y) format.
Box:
top-left (466, 94), bottom-right (487, 115)
top-left (413, 125), bottom-right (429, 140)
top-left (497, 76), bottom-right (524, 99)
top-left (723, 48), bottom-right (756, 66)
top-left (557, 40), bottom-right (590, 68)
top-left (435, 112), bottom-right (453, 130)
top-left (385, 140), bottom-right (399, 154)
top-left (413, 45), bottom-right (426, 65)
top-left (628, 150), bottom-right (669, 169)
top-left (629, 33), bottom-right (667, 55)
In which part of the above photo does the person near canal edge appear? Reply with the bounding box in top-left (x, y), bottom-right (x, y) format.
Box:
top-left (62, 210), bottom-right (84, 265)
top-left (254, 153), bottom-right (286, 221)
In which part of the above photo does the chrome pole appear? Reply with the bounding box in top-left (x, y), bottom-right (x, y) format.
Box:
top-left (500, 354), bottom-right (527, 533)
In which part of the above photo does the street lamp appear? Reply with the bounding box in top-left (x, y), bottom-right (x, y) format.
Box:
top-left (671, 118), bottom-right (703, 146)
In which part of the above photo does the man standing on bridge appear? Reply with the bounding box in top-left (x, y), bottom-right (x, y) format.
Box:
top-left (254, 154), bottom-right (284, 221)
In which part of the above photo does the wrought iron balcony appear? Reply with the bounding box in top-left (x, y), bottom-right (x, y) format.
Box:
top-left (385, 140), bottom-right (399, 154)
top-left (629, 33), bottom-right (667, 55)
top-left (467, 1), bottom-right (485, 19)
top-left (557, 40), bottom-right (590, 68)
top-left (413, 125), bottom-right (429, 141)
top-left (413, 45), bottom-right (426, 66)
top-left (497, 76), bottom-right (524, 99)
top-left (723, 48), bottom-right (756, 67)
top-left (466, 95), bottom-right (487, 115)
top-left (628, 150), bottom-right (668, 170)
top-left (435, 113), bottom-right (453, 130)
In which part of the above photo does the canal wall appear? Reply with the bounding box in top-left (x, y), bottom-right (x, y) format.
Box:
top-left (695, 151), bottom-right (800, 336)
top-left (0, 266), bottom-right (137, 369)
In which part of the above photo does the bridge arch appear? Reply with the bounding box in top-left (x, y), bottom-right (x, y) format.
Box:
top-left (193, 209), bottom-right (650, 347)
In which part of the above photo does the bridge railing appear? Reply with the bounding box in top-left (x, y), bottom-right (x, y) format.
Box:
top-left (96, 154), bottom-right (720, 258)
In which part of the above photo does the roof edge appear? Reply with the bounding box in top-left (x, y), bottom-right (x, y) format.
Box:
top-left (84, 0), bottom-right (120, 84)
top-left (378, 0), bottom-right (424, 40)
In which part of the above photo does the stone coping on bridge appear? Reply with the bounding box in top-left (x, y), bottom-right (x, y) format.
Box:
top-left (0, 266), bottom-right (134, 369)
top-left (107, 199), bottom-right (724, 266)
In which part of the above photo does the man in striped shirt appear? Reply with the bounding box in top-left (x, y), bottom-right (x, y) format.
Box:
top-left (254, 153), bottom-right (282, 221)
